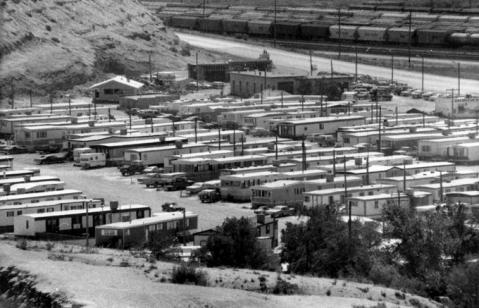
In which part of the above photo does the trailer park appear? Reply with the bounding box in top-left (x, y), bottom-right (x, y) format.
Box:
top-left (0, 52), bottom-right (478, 265)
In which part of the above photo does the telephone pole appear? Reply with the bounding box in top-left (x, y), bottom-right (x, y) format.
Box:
top-left (338, 8), bottom-right (342, 59)
top-left (408, 10), bottom-right (412, 67)
top-left (457, 62), bottom-right (461, 97)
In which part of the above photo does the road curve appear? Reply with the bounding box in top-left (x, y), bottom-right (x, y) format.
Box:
top-left (177, 32), bottom-right (479, 94)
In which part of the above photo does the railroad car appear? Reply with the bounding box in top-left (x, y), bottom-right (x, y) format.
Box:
top-left (438, 15), bottom-right (470, 23)
top-left (371, 17), bottom-right (405, 26)
top-left (357, 26), bottom-right (389, 42)
top-left (381, 12), bottom-right (409, 19)
top-left (248, 20), bottom-right (272, 37)
top-left (449, 33), bottom-right (471, 46)
top-left (341, 17), bottom-right (373, 26)
top-left (171, 15), bottom-right (198, 29)
top-left (238, 12), bottom-right (266, 20)
top-left (416, 28), bottom-right (453, 45)
top-left (329, 25), bottom-right (359, 41)
top-left (223, 18), bottom-right (249, 34)
top-left (299, 22), bottom-right (331, 40)
top-left (411, 13), bottom-right (439, 22)
top-left (376, 5), bottom-right (404, 12)
top-left (349, 5), bottom-right (377, 11)
top-left (205, 4), bottom-right (229, 10)
top-left (350, 10), bottom-right (382, 18)
top-left (470, 33), bottom-right (479, 45)
top-left (462, 8), bottom-right (479, 15)
top-left (274, 21), bottom-right (301, 39)
top-left (166, 3), bottom-right (199, 8)
top-left (403, 6), bottom-right (431, 13)
top-left (229, 6), bottom-right (255, 11)
top-left (387, 27), bottom-right (417, 44)
top-left (431, 8), bottom-right (463, 14)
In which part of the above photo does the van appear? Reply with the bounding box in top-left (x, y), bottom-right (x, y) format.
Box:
top-left (73, 148), bottom-right (93, 165)
top-left (79, 153), bottom-right (106, 169)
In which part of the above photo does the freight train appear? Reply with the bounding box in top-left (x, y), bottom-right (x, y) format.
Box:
top-left (146, 1), bottom-right (479, 48)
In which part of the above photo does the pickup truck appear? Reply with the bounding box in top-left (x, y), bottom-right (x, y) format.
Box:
top-left (265, 206), bottom-right (295, 218)
top-left (139, 172), bottom-right (187, 188)
top-left (120, 161), bottom-right (145, 176)
top-left (164, 177), bottom-right (194, 191)
top-left (34, 152), bottom-right (68, 165)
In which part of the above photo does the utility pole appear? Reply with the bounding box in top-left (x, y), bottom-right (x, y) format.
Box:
top-left (439, 171), bottom-right (444, 203)
top-left (301, 136), bottom-right (306, 173)
top-left (421, 56), bottom-right (425, 92)
top-left (301, 95), bottom-right (304, 112)
top-left (194, 118), bottom-right (198, 143)
top-left (281, 91), bottom-right (284, 108)
top-left (377, 106), bottom-right (382, 152)
top-left (108, 108), bottom-right (111, 122)
top-left (148, 51), bottom-right (152, 83)
top-left (275, 134), bottom-right (278, 160)
top-left (195, 52), bottom-right (199, 92)
top-left (273, 0), bottom-right (277, 48)
top-left (344, 157), bottom-right (351, 252)
top-left (50, 94), bottom-right (53, 114)
top-left (85, 201), bottom-right (90, 247)
top-left (403, 160), bottom-right (407, 192)
top-left (338, 8), bottom-right (342, 59)
top-left (233, 127), bottom-right (236, 156)
top-left (390, 53), bottom-right (394, 84)
top-left (366, 154), bottom-right (370, 185)
top-left (309, 49), bottom-right (313, 76)
top-left (330, 59), bottom-right (334, 79)
top-left (241, 136), bottom-right (244, 156)
top-left (129, 112), bottom-right (132, 132)
top-left (29, 90), bottom-right (33, 108)
top-left (408, 10), bottom-right (412, 67)
top-left (395, 106), bottom-right (398, 126)
top-left (457, 62), bottom-right (461, 97)
top-left (355, 45), bottom-right (358, 82)
top-left (218, 128), bottom-right (221, 150)
top-left (332, 149), bottom-right (336, 176)
top-left (10, 82), bottom-right (14, 109)
top-left (476, 111), bottom-right (478, 136)
top-left (68, 95), bottom-right (71, 116)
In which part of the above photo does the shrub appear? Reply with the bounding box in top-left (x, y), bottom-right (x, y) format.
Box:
top-left (51, 37), bottom-right (60, 43)
top-left (326, 289), bottom-right (331, 296)
top-left (180, 45), bottom-right (191, 57)
top-left (272, 276), bottom-right (300, 295)
top-left (16, 239), bottom-right (27, 250)
top-left (45, 242), bottom-right (55, 251)
top-left (171, 263), bottom-right (208, 286)
top-left (45, 25), bottom-right (51, 31)
top-left (169, 46), bottom-right (177, 53)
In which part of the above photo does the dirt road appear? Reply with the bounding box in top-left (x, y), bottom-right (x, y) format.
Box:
top-left (177, 32), bottom-right (479, 94)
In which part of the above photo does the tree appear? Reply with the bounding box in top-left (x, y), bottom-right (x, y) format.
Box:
top-left (447, 262), bottom-right (479, 308)
top-left (146, 231), bottom-right (178, 259)
top-left (203, 217), bottom-right (268, 269)
top-left (280, 206), bottom-right (377, 278)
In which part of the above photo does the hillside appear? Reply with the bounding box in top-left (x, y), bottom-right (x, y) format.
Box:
top-left (0, 239), bottom-right (439, 308)
top-left (0, 0), bottom-right (190, 95)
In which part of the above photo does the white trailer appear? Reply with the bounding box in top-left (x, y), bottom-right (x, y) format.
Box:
top-left (78, 153), bottom-right (106, 169)
top-left (73, 147), bottom-right (94, 165)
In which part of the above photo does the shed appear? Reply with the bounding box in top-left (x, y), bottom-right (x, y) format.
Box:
top-left (90, 76), bottom-right (144, 104)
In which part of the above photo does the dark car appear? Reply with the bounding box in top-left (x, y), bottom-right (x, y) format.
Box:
top-left (33, 152), bottom-right (68, 164)
top-left (0, 145), bottom-right (27, 154)
top-left (163, 177), bottom-right (194, 191)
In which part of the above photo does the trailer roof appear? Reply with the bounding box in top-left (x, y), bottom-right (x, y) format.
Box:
top-left (305, 184), bottom-right (396, 196)
top-left (23, 204), bottom-right (149, 219)
top-left (97, 211), bottom-right (197, 229)
top-left (0, 198), bottom-right (101, 211)
top-left (0, 189), bottom-right (83, 202)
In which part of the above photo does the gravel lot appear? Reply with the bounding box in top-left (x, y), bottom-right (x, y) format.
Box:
top-left (12, 154), bottom-right (253, 231)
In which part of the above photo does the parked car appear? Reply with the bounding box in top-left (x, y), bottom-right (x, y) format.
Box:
top-left (265, 205), bottom-right (295, 218)
top-left (164, 177), bottom-right (194, 191)
top-left (186, 182), bottom-right (205, 194)
top-left (33, 152), bottom-right (68, 164)
top-left (0, 145), bottom-right (27, 154)
top-left (161, 202), bottom-right (184, 212)
top-left (120, 161), bottom-right (145, 176)
top-left (143, 166), bottom-right (163, 175)
top-left (139, 172), bottom-right (186, 188)
top-left (198, 189), bottom-right (221, 203)
top-left (254, 206), bottom-right (270, 215)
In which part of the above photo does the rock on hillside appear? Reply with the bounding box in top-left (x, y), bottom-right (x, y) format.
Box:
top-left (0, 0), bottom-right (188, 95)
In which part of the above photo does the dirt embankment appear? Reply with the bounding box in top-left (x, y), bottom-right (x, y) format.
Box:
top-left (0, 0), bottom-right (190, 96)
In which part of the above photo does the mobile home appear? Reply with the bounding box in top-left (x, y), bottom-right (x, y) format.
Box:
top-left (95, 211), bottom-right (198, 249)
top-left (276, 116), bottom-right (366, 139)
top-left (0, 189), bottom-right (84, 206)
top-left (251, 180), bottom-right (305, 208)
top-left (14, 204), bottom-right (151, 237)
top-left (348, 192), bottom-right (409, 218)
top-left (123, 143), bottom-right (208, 166)
top-left (220, 171), bottom-right (285, 202)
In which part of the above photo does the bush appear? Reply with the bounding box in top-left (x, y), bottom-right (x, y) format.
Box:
top-left (169, 46), bottom-right (177, 53)
top-left (180, 45), bottom-right (191, 57)
top-left (45, 25), bottom-right (51, 31)
top-left (171, 263), bottom-right (208, 286)
top-left (45, 242), bottom-right (55, 251)
top-left (16, 239), bottom-right (27, 250)
top-left (272, 276), bottom-right (300, 295)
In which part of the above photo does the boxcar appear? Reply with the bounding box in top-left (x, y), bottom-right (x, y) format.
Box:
top-left (438, 15), bottom-right (469, 23)
top-left (275, 21), bottom-right (301, 39)
top-left (223, 18), bottom-right (248, 34)
top-left (387, 27), bottom-right (417, 44)
top-left (357, 26), bottom-right (388, 42)
top-left (342, 17), bottom-right (373, 26)
top-left (300, 22), bottom-right (331, 40)
top-left (411, 13), bottom-right (439, 22)
top-left (329, 25), bottom-right (358, 41)
top-left (449, 33), bottom-right (471, 46)
top-left (371, 17), bottom-right (404, 26)
top-left (416, 28), bottom-right (453, 45)
top-left (171, 15), bottom-right (198, 29)
top-left (381, 12), bottom-right (409, 19)
top-left (248, 20), bottom-right (272, 36)
top-left (197, 17), bottom-right (223, 33)
top-left (403, 6), bottom-right (431, 13)
top-left (463, 8), bottom-right (479, 15)
top-left (469, 33), bottom-right (479, 45)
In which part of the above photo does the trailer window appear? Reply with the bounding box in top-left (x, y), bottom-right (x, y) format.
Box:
top-left (17, 210), bottom-right (22, 216)
top-left (101, 229), bottom-right (117, 236)
top-left (6, 211), bottom-right (14, 217)
top-left (26, 221), bottom-right (29, 229)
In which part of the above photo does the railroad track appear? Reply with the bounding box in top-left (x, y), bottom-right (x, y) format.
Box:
top-left (262, 38), bottom-right (479, 61)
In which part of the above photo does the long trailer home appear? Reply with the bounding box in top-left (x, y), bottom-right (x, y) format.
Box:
top-left (0, 189), bottom-right (84, 206)
top-left (276, 115), bottom-right (366, 139)
top-left (386, 161), bottom-right (456, 177)
top-left (90, 137), bottom-right (187, 164)
top-left (172, 155), bottom-right (269, 182)
top-left (262, 146), bottom-right (357, 164)
top-left (418, 136), bottom-right (479, 161)
top-left (0, 114), bottom-right (71, 136)
top-left (95, 211), bottom-right (198, 249)
top-left (0, 169), bottom-right (40, 179)
top-left (449, 141), bottom-right (479, 164)
top-left (123, 143), bottom-right (208, 166)
top-left (251, 180), bottom-right (305, 208)
top-left (14, 204), bottom-right (151, 237)
top-left (220, 171), bottom-right (285, 202)
top-left (68, 132), bottom-right (168, 149)
top-left (377, 171), bottom-right (461, 191)
top-left (349, 192), bottom-right (409, 218)
top-left (2, 181), bottom-right (64, 196)
top-left (178, 130), bottom-right (245, 144)
top-left (15, 121), bottom-right (127, 151)
top-left (412, 178), bottom-right (479, 202)
top-left (303, 184), bottom-right (397, 208)
top-left (130, 121), bottom-right (195, 135)
top-left (0, 175), bottom-right (60, 189)
top-left (0, 198), bottom-right (102, 233)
